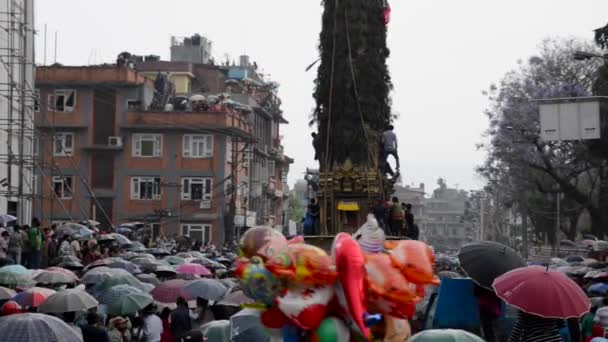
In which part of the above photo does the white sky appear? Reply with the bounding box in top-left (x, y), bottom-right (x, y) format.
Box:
top-left (35, 0), bottom-right (608, 193)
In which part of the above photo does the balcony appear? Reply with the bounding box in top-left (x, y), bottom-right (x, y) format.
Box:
top-left (36, 66), bottom-right (152, 87)
top-left (122, 110), bottom-right (253, 139)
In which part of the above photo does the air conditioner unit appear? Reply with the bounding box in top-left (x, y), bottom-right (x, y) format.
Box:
top-left (108, 136), bottom-right (123, 147)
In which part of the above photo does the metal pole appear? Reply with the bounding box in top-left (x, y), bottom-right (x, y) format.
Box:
top-left (556, 191), bottom-right (561, 256)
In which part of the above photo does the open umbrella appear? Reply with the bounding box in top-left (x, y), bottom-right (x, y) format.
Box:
top-left (148, 248), bottom-right (171, 257)
top-left (38, 288), bottom-right (98, 313)
top-left (107, 291), bottom-right (154, 316)
top-left (217, 289), bottom-right (254, 307)
top-left (108, 233), bottom-right (131, 245)
top-left (493, 266), bottom-right (590, 318)
top-left (230, 308), bottom-right (269, 342)
top-left (45, 267), bottom-right (78, 281)
top-left (94, 273), bottom-right (153, 293)
top-left (192, 257), bottom-right (226, 270)
top-left (57, 223), bottom-right (93, 239)
top-left (0, 286), bottom-right (15, 300)
top-left (50, 255), bottom-right (81, 267)
top-left (12, 287), bottom-right (56, 308)
top-left (116, 227), bottom-right (132, 235)
top-left (153, 265), bottom-right (177, 278)
top-left (458, 241), bottom-right (525, 289)
top-left (550, 258), bottom-right (568, 267)
top-left (0, 264), bottom-right (31, 287)
top-left (0, 214), bottom-right (16, 227)
top-left (176, 263), bottom-right (211, 276)
top-left (182, 278), bottom-right (227, 301)
top-left (0, 313), bottom-right (83, 342)
top-left (411, 329), bottom-right (484, 342)
top-left (566, 255), bottom-right (585, 263)
top-left (136, 273), bottom-right (160, 286)
top-left (588, 283), bottom-right (608, 295)
top-left (81, 267), bottom-right (129, 284)
top-left (151, 279), bottom-right (190, 303)
top-left (34, 270), bottom-right (76, 285)
top-left (163, 256), bottom-right (185, 266)
top-left (96, 284), bottom-right (143, 305)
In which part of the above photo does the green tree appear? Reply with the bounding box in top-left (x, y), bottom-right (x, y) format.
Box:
top-left (312, 0), bottom-right (393, 168)
top-left (287, 192), bottom-right (306, 223)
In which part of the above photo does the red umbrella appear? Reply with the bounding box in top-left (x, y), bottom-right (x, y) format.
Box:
top-left (493, 266), bottom-right (590, 319)
top-left (12, 287), bottom-right (56, 308)
top-left (1, 300), bottom-right (22, 315)
top-left (150, 279), bottom-right (191, 303)
top-left (176, 263), bottom-right (211, 276)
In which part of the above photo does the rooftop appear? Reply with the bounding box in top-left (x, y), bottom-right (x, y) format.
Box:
top-left (36, 65), bottom-right (153, 87)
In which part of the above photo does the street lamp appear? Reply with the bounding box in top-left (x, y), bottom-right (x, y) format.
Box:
top-left (573, 50), bottom-right (608, 61)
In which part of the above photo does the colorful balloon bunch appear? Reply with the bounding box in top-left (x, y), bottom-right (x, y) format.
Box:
top-left (236, 216), bottom-right (439, 342)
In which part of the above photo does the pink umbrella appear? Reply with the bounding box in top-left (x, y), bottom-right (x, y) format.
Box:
top-left (176, 263), bottom-right (211, 276)
top-left (150, 279), bottom-right (191, 303)
top-left (493, 266), bottom-right (590, 319)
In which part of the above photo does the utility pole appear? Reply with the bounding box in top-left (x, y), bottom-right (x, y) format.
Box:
top-left (556, 191), bottom-right (561, 257)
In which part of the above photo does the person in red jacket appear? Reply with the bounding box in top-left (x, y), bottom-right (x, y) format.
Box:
top-left (160, 307), bottom-right (173, 342)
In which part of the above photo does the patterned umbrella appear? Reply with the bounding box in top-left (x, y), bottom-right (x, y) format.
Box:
top-left (151, 279), bottom-right (191, 303)
top-left (412, 329), bottom-right (484, 342)
top-left (0, 313), bottom-right (83, 342)
top-left (45, 267), bottom-right (78, 281)
top-left (34, 270), bottom-right (76, 285)
top-left (12, 287), bottom-right (56, 308)
top-left (176, 263), bottom-right (212, 276)
top-left (39, 289), bottom-right (98, 314)
top-left (182, 278), bottom-right (227, 301)
top-left (107, 291), bottom-right (154, 316)
top-left (81, 267), bottom-right (131, 285)
top-left (94, 273), bottom-right (153, 293)
top-left (493, 266), bottom-right (590, 318)
top-left (0, 286), bottom-right (15, 300)
top-left (163, 256), bottom-right (186, 266)
top-left (96, 285), bottom-right (143, 305)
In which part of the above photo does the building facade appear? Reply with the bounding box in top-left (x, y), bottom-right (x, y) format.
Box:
top-left (423, 179), bottom-right (475, 252)
top-left (34, 65), bottom-right (255, 245)
top-left (0, 0), bottom-right (35, 224)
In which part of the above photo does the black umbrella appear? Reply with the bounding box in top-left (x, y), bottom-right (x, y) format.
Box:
top-left (458, 241), bottom-right (525, 290)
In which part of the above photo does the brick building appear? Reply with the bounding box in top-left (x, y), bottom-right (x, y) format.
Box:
top-left (33, 63), bottom-right (287, 245)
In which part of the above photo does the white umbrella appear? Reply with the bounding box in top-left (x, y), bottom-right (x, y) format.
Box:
top-left (190, 94), bottom-right (206, 102)
top-left (0, 214), bottom-right (16, 227)
top-left (0, 313), bottom-right (83, 342)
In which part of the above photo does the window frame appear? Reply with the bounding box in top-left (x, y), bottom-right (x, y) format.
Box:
top-left (53, 132), bottom-right (74, 156)
top-left (47, 89), bottom-right (76, 112)
top-left (132, 133), bottom-right (163, 158)
top-left (183, 134), bottom-right (213, 158)
top-left (52, 176), bottom-right (73, 199)
top-left (33, 89), bottom-right (40, 112)
top-left (181, 223), bottom-right (212, 245)
top-left (181, 177), bottom-right (213, 205)
top-left (130, 176), bottom-right (162, 200)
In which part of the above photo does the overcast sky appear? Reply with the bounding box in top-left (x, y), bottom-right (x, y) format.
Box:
top-left (35, 1), bottom-right (608, 194)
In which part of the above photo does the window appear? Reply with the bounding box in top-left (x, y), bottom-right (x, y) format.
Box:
top-left (126, 99), bottom-right (141, 111)
top-left (53, 176), bottom-right (73, 199)
top-left (32, 136), bottom-right (38, 156)
top-left (183, 134), bottom-right (213, 158)
top-left (268, 160), bottom-right (276, 178)
top-left (131, 177), bottom-right (161, 200)
top-left (47, 89), bottom-right (76, 112)
top-left (181, 177), bottom-right (212, 203)
top-left (226, 137), bottom-right (232, 162)
top-left (133, 134), bottom-right (162, 157)
top-left (53, 132), bottom-right (74, 156)
top-left (34, 89), bottom-right (40, 112)
top-left (181, 224), bottom-right (212, 244)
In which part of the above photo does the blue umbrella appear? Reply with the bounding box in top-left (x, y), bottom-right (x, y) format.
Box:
top-left (588, 283), bottom-right (608, 295)
top-left (116, 227), bottom-right (132, 235)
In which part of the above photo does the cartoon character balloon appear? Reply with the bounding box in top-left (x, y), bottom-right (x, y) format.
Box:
top-left (239, 227), bottom-right (288, 260)
top-left (266, 244), bottom-right (338, 286)
top-left (277, 285), bottom-right (334, 331)
top-left (310, 317), bottom-right (351, 342)
top-left (235, 256), bottom-right (283, 305)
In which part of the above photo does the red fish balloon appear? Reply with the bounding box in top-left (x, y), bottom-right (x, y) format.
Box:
top-left (390, 241), bottom-right (440, 286)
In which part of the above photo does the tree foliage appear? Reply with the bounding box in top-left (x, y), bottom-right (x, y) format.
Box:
top-left (312, 0), bottom-right (393, 167)
top-left (287, 192), bottom-right (306, 223)
top-left (479, 38), bottom-right (605, 240)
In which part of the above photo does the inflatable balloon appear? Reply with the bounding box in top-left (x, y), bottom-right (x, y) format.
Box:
top-left (390, 240), bottom-right (439, 286)
top-left (310, 317), bottom-right (351, 342)
top-left (236, 256), bottom-right (283, 305)
top-left (331, 233), bottom-right (369, 339)
top-left (365, 253), bottom-right (420, 304)
top-left (261, 307), bottom-right (291, 329)
top-left (353, 214), bottom-right (385, 254)
top-left (367, 293), bottom-right (416, 319)
top-left (277, 285), bottom-right (334, 331)
top-left (239, 227), bottom-right (288, 260)
top-left (266, 243), bottom-right (338, 286)
top-left (288, 236), bottom-right (305, 245)
top-left (383, 316), bottom-right (411, 342)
